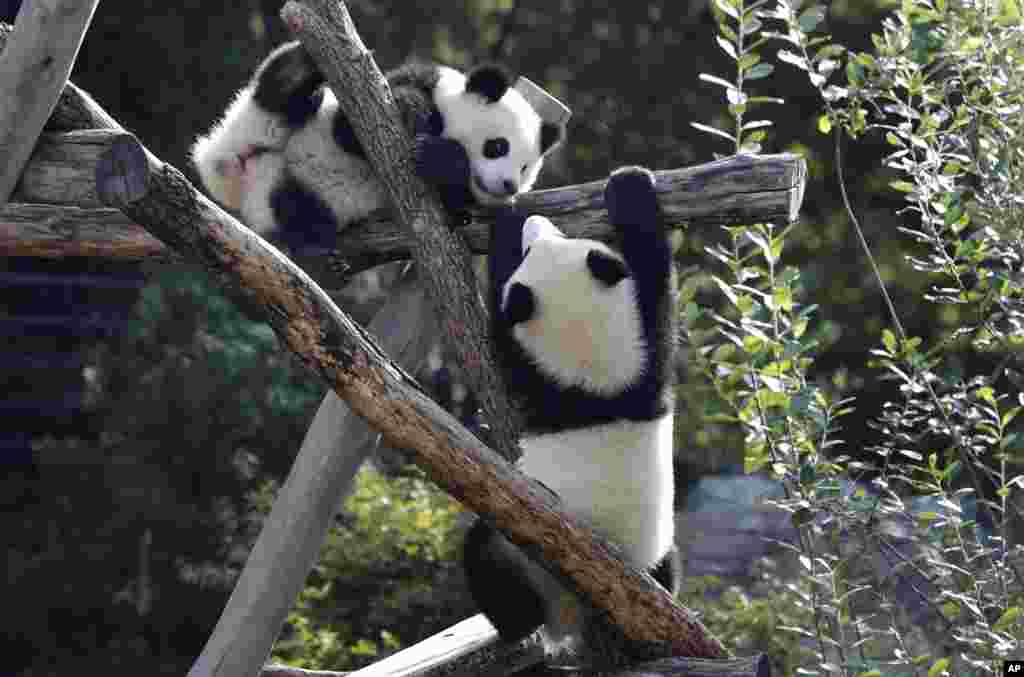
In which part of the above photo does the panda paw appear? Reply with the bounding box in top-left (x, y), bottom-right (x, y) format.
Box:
top-left (604, 165), bottom-right (659, 232)
top-left (414, 135), bottom-right (472, 188)
top-left (252, 41), bottom-right (325, 127)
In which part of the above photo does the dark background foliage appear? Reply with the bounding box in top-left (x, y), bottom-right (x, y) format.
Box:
top-left (0, 0), bottom-right (944, 674)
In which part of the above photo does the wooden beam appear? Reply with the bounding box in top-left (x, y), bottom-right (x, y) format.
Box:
top-left (341, 614), bottom-right (543, 677)
top-left (95, 129), bottom-right (729, 662)
top-left (189, 270), bottom-right (437, 677)
top-left (3, 130), bottom-right (805, 276)
top-left (256, 615), bottom-right (770, 677)
top-left (0, 0), bottom-right (100, 202)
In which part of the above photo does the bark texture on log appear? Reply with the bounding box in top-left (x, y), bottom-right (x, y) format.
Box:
top-left (95, 129), bottom-right (728, 661)
top-left (2, 126), bottom-right (805, 291)
top-left (189, 270), bottom-right (436, 677)
top-left (279, 0), bottom-right (522, 463)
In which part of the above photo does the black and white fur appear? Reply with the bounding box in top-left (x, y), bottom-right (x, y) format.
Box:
top-left (191, 42), bottom-right (564, 252)
top-left (465, 167), bottom-right (679, 654)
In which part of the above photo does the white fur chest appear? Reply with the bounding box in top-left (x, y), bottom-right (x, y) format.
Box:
top-left (518, 415), bottom-right (675, 568)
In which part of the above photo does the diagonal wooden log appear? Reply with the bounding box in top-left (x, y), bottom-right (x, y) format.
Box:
top-left (0, 1), bottom-right (100, 202)
top-left (279, 0), bottom-right (526, 464)
top-left (95, 130), bottom-right (729, 667)
top-left (190, 267), bottom-right (438, 677)
top-left (1, 128), bottom-right (805, 284)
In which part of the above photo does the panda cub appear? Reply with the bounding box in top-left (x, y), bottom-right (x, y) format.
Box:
top-left (191, 41), bottom-right (564, 252)
top-left (465, 166), bottom-right (679, 656)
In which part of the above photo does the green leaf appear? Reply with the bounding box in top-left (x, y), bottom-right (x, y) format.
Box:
top-left (890, 180), bottom-right (916, 193)
top-left (927, 657), bottom-right (949, 677)
top-left (882, 329), bottom-right (897, 353)
top-left (996, 0), bottom-right (1021, 25)
top-left (846, 60), bottom-right (865, 86)
top-left (691, 121), bottom-right (736, 143)
top-left (738, 52), bottom-right (761, 71)
top-left (817, 115), bottom-right (832, 134)
top-left (715, 0), bottom-right (740, 19)
top-left (797, 6), bottom-right (826, 32)
top-left (773, 286), bottom-right (794, 311)
top-left (699, 72), bottom-right (737, 90)
top-left (777, 49), bottom-right (808, 71)
top-left (746, 63), bottom-right (775, 80)
top-left (994, 606), bottom-right (1022, 632)
top-left (717, 35), bottom-right (738, 59)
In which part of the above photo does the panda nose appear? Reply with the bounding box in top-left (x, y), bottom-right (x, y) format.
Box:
top-left (502, 179), bottom-right (518, 196)
top-left (504, 283), bottom-right (534, 325)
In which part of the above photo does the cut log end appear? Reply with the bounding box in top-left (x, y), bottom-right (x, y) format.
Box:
top-left (95, 133), bottom-right (148, 205)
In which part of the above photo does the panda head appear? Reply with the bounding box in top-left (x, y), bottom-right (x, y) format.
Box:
top-left (435, 65), bottom-right (565, 206)
top-left (501, 216), bottom-right (646, 395)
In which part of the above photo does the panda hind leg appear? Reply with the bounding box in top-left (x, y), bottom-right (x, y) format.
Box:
top-left (268, 175), bottom-right (339, 254)
top-left (463, 519), bottom-right (546, 643)
top-left (650, 545), bottom-right (682, 597)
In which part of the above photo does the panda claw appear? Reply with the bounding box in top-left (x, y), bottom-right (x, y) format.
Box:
top-left (414, 135), bottom-right (471, 188)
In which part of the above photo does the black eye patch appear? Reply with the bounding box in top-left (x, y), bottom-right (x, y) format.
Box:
top-left (483, 137), bottom-right (510, 159)
top-left (504, 282), bottom-right (535, 325)
top-left (586, 250), bottom-right (628, 286)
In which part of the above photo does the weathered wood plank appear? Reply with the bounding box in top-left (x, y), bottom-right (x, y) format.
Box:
top-left (343, 614), bottom-right (539, 677)
top-left (3, 128), bottom-right (806, 276)
top-left (0, 0), bottom-right (100, 201)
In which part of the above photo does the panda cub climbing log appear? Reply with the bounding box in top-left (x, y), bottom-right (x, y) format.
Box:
top-left (465, 166), bottom-right (680, 651)
top-left (191, 41), bottom-right (565, 252)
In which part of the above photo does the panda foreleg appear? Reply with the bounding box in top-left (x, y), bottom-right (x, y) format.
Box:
top-left (463, 519), bottom-right (546, 643)
top-left (604, 167), bottom-right (673, 383)
top-left (413, 135), bottom-right (475, 218)
top-left (604, 166), bottom-right (671, 288)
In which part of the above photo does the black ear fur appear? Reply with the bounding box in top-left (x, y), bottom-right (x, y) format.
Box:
top-left (540, 121), bottom-right (564, 155)
top-left (466, 64), bottom-right (513, 103)
top-left (586, 250), bottom-right (629, 286)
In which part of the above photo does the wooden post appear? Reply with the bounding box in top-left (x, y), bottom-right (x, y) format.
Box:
top-left (0, 0), bottom-right (101, 201)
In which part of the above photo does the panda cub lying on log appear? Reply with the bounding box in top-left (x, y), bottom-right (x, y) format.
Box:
top-left (467, 166), bottom-right (680, 660)
top-left (191, 41), bottom-right (565, 252)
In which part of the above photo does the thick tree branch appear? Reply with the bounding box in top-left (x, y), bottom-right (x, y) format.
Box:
top-left (0, 1), bottom-right (100, 202)
top-left (95, 130), bottom-right (728, 661)
top-left (2, 128), bottom-right (805, 280)
top-left (279, 0), bottom-right (521, 463)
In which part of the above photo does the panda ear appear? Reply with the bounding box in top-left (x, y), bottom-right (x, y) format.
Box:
top-left (522, 215), bottom-right (564, 253)
top-left (465, 64), bottom-right (512, 103)
top-left (587, 250), bottom-right (629, 286)
top-left (540, 121), bottom-right (565, 155)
